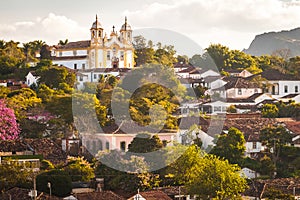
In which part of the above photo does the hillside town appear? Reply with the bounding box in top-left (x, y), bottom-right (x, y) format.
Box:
top-left (0, 15), bottom-right (300, 200)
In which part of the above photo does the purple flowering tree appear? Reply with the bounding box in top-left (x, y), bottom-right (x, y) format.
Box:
top-left (0, 100), bottom-right (20, 140)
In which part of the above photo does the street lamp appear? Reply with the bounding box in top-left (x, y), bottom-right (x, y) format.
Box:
top-left (47, 182), bottom-right (52, 199)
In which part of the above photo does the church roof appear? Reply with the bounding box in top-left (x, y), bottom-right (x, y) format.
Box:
top-left (120, 17), bottom-right (131, 31)
top-left (91, 15), bottom-right (103, 29)
top-left (55, 40), bottom-right (91, 50)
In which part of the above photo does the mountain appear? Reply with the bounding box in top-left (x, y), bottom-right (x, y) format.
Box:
top-left (244, 27), bottom-right (300, 57)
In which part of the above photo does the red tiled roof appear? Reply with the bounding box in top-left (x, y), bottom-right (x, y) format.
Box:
top-left (52, 55), bottom-right (88, 60)
top-left (76, 191), bottom-right (125, 200)
top-left (129, 190), bottom-right (172, 200)
top-left (261, 69), bottom-right (299, 81)
top-left (54, 40), bottom-right (91, 49)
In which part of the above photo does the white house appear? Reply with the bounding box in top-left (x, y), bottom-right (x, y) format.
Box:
top-left (25, 71), bottom-right (40, 87)
top-left (261, 69), bottom-right (300, 98)
top-left (212, 77), bottom-right (262, 99)
top-left (241, 167), bottom-right (260, 179)
top-left (245, 133), bottom-right (264, 158)
top-left (279, 93), bottom-right (300, 103)
top-left (224, 69), bottom-right (253, 78)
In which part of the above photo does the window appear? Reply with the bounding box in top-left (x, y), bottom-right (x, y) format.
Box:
top-left (73, 50), bottom-right (77, 56)
top-left (79, 76), bottom-right (83, 81)
top-left (106, 142), bottom-right (110, 150)
top-left (120, 141), bottom-right (126, 151)
top-left (74, 63), bottom-right (77, 69)
top-left (238, 89), bottom-right (242, 95)
top-left (284, 85), bottom-right (288, 93)
top-left (59, 52), bottom-right (62, 57)
top-left (82, 63), bottom-right (85, 70)
top-left (295, 86), bottom-right (299, 93)
top-left (112, 47), bottom-right (117, 56)
top-left (94, 74), bottom-right (97, 80)
top-left (120, 51), bottom-right (124, 61)
top-left (107, 51), bottom-right (111, 60)
top-left (98, 140), bottom-right (103, 151)
top-left (252, 142), bottom-right (257, 149)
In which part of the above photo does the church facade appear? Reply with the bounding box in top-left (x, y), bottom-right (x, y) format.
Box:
top-left (50, 16), bottom-right (134, 70)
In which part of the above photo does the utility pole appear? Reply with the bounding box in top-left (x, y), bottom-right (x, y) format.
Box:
top-left (33, 174), bottom-right (37, 200)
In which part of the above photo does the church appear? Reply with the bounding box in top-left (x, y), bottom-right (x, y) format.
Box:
top-left (50, 15), bottom-right (134, 70)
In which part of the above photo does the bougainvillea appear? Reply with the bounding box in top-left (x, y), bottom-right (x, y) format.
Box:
top-left (0, 100), bottom-right (20, 140)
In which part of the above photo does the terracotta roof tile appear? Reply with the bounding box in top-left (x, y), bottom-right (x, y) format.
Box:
top-left (54, 40), bottom-right (91, 49)
top-left (76, 191), bottom-right (125, 200)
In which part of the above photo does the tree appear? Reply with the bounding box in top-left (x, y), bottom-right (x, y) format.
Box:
top-left (0, 100), bottom-right (20, 140)
top-left (58, 39), bottom-right (68, 45)
top-left (37, 66), bottom-right (75, 89)
top-left (128, 133), bottom-right (164, 153)
top-left (260, 126), bottom-right (292, 170)
top-left (133, 35), bottom-right (155, 66)
top-left (96, 151), bottom-right (160, 192)
top-left (0, 40), bottom-right (25, 75)
top-left (168, 145), bottom-right (247, 199)
top-left (261, 103), bottom-right (279, 118)
top-left (211, 127), bottom-right (246, 164)
top-left (0, 159), bottom-right (31, 191)
top-left (6, 88), bottom-right (42, 120)
top-left (36, 169), bottom-right (72, 197)
top-left (64, 157), bottom-right (95, 182)
top-left (227, 105), bottom-right (237, 113)
top-left (259, 155), bottom-right (275, 177)
top-left (205, 44), bottom-right (232, 70)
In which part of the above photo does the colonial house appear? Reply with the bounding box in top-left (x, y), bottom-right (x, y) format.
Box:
top-left (25, 71), bottom-right (40, 87)
top-left (203, 76), bottom-right (225, 90)
top-left (173, 62), bottom-right (191, 73)
top-left (279, 93), bottom-right (300, 103)
top-left (260, 69), bottom-right (300, 98)
top-left (223, 69), bottom-right (253, 78)
top-left (76, 68), bottom-right (130, 90)
top-left (245, 133), bottom-right (264, 158)
top-left (51, 16), bottom-right (134, 70)
top-left (212, 77), bottom-right (262, 99)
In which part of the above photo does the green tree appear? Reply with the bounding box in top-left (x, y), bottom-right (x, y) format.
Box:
top-left (260, 126), bottom-right (292, 170)
top-left (259, 155), bottom-right (276, 177)
top-left (211, 127), bottom-right (246, 164)
top-left (64, 157), bottom-right (95, 182)
top-left (205, 44), bottom-right (232, 70)
top-left (36, 169), bottom-right (72, 197)
top-left (263, 187), bottom-right (294, 200)
top-left (128, 133), bottom-right (164, 153)
top-left (261, 103), bottom-right (279, 118)
top-left (133, 35), bottom-right (155, 66)
top-left (0, 159), bottom-right (31, 191)
top-left (6, 88), bottom-right (42, 120)
top-left (168, 145), bottom-right (247, 199)
top-left (37, 66), bottom-right (75, 89)
top-left (227, 105), bottom-right (237, 113)
top-left (96, 151), bottom-right (160, 192)
top-left (0, 40), bottom-right (26, 75)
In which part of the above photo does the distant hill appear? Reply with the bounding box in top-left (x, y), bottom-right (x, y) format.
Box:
top-left (244, 27), bottom-right (300, 57)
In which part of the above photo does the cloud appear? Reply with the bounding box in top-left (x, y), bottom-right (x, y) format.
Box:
top-left (123, 0), bottom-right (300, 49)
top-left (0, 13), bottom-right (88, 45)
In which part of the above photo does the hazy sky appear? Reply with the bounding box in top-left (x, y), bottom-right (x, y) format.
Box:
top-left (1, 0), bottom-right (300, 56)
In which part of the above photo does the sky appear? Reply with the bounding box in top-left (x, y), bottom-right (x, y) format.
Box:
top-left (1, 0), bottom-right (300, 56)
